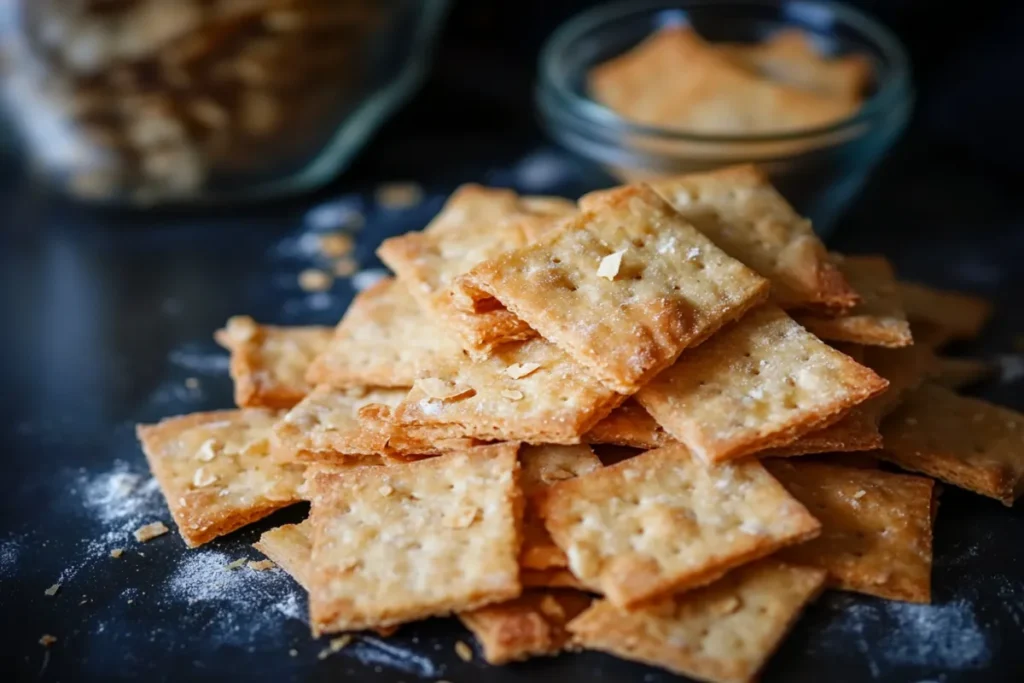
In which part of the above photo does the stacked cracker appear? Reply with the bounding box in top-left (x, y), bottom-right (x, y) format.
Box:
top-left (137, 165), bottom-right (1021, 682)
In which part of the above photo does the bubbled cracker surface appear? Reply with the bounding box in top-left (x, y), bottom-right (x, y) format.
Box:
top-left (539, 444), bottom-right (821, 608)
top-left (306, 444), bottom-right (523, 634)
top-left (568, 560), bottom-right (827, 683)
top-left (464, 185), bottom-right (769, 393)
top-left (637, 305), bottom-right (888, 464)
top-left (136, 409), bottom-right (304, 548)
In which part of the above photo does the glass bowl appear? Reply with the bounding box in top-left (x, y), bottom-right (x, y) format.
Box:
top-left (0, 0), bottom-right (450, 206)
top-left (536, 0), bottom-right (913, 236)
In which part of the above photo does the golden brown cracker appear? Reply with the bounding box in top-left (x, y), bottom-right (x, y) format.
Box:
top-left (464, 184), bottom-right (769, 393)
top-left (766, 460), bottom-right (934, 602)
top-left (637, 306), bottom-right (888, 464)
top-left (584, 400), bottom-right (674, 450)
top-left (306, 443), bottom-right (523, 634)
top-left (136, 409), bottom-right (304, 548)
top-left (759, 403), bottom-right (882, 457)
top-left (253, 522), bottom-right (313, 589)
top-left (898, 281), bottom-right (992, 343)
top-left (568, 560), bottom-right (827, 683)
top-left (879, 383), bottom-right (1024, 506)
top-left (215, 316), bottom-right (333, 409)
top-left (538, 443), bottom-right (821, 609)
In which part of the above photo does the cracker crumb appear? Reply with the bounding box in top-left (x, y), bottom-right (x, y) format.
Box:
top-left (454, 640), bottom-right (473, 662)
top-left (333, 256), bottom-right (358, 277)
top-left (192, 467), bottom-right (218, 488)
top-left (319, 232), bottom-right (354, 258)
top-left (184, 377), bottom-right (199, 390)
top-left (417, 378), bottom-right (475, 401)
top-left (225, 558), bottom-right (246, 571)
top-left (248, 559), bottom-right (276, 571)
top-left (501, 389), bottom-right (524, 401)
top-left (44, 583), bottom-right (60, 597)
top-left (39, 635), bottom-right (57, 647)
top-left (289, 648), bottom-right (298, 657)
top-left (110, 548), bottom-right (124, 559)
top-left (318, 635), bottom-right (352, 659)
top-left (298, 268), bottom-right (333, 292)
top-left (597, 249), bottom-right (626, 280)
top-left (134, 521), bottom-right (169, 542)
top-left (506, 362), bottom-right (541, 379)
top-left (376, 182), bottom-right (424, 209)
top-left (195, 438), bottom-right (218, 462)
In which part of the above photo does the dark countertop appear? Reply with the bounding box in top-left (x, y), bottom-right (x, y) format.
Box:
top-left (3, 16), bottom-right (1024, 682)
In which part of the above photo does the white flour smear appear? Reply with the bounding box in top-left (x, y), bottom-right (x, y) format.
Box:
top-left (348, 637), bottom-right (441, 678)
top-left (0, 536), bottom-right (21, 578)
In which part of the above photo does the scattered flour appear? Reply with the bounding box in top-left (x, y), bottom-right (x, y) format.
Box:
top-left (0, 537), bottom-right (21, 578)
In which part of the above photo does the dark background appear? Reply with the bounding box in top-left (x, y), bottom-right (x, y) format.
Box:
top-left (3, 1), bottom-right (1024, 682)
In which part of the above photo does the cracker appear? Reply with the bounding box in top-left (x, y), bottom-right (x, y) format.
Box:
top-left (932, 356), bottom-right (993, 390)
top-left (305, 278), bottom-right (464, 389)
top-left (214, 316), bottom-right (333, 409)
top-left (568, 560), bottom-right (827, 683)
top-left (898, 281), bottom-right (992, 343)
top-left (588, 25), bottom-right (858, 135)
top-left (718, 28), bottom-right (872, 101)
top-left (271, 385), bottom-right (407, 462)
top-left (860, 344), bottom-right (937, 417)
top-left (765, 460), bottom-right (934, 602)
top-left (306, 443), bottom-right (523, 634)
top-left (463, 184), bottom-right (769, 393)
top-left (636, 165), bottom-right (859, 312)
top-left (879, 383), bottom-right (1024, 506)
top-left (520, 445), bottom-right (602, 570)
top-left (522, 569), bottom-right (589, 591)
top-left (458, 590), bottom-right (592, 665)
top-left (253, 522), bottom-right (313, 589)
top-left (136, 409), bottom-right (304, 548)
top-left (636, 306), bottom-right (888, 464)
top-left (795, 255), bottom-right (912, 347)
top-left (393, 337), bottom-right (623, 444)
top-left (584, 399), bottom-right (674, 449)
top-left (538, 443), bottom-right (821, 608)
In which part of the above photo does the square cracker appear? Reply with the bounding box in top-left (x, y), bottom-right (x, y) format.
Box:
top-left (377, 184), bottom-right (575, 356)
top-left (879, 383), bottom-right (1024, 506)
top-left (765, 460), bottom-right (934, 602)
top-left (636, 305), bottom-right (888, 464)
top-left (588, 25), bottom-right (857, 135)
top-left (462, 184), bottom-right (770, 393)
top-left (538, 443), bottom-right (821, 609)
top-left (393, 336), bottom-right (623, 444)
top-left (305, 278), bottom-right (464, 389)
top-left (215, 316), bottom-right (333, 409)
top-left (306, 443), bottom-right (523, 634)
top-left (136, 409), bottom-right (304, 548)
top-left (795, 255), bottom-right (913, 348)
top-left (459, 590), bottom-right (593, 665)
top-left (254, 521), bottom-right (314, 589)
top-left (897, 281), bottom-right (992, 343)
top-left (520, 445), bottom-right (602, 571)
top-left (568, 560), bottom-right (827, 683)
top-left (635, 165), bottom-right (859, 312)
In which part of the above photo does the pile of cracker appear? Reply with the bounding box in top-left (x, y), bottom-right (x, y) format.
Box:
top-left (137, 164), bottom-right (1020, 682)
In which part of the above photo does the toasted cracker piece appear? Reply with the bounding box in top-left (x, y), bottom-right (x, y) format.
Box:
top-left (932, 357), bottom-right (993, 390)
top-left (271, 385), bottom-right (410, 463)
top-left (796, 255), bottom-right (913, 348)
top-left (568, 560), bottom-right (827, 683)
top-left (136, 410), bottom-right (304, 548)
top-left (898, 282), bottom-right (992, 344)
top-left (589, 25), bottom-right (857, 135)
top-left (254, 521), bottom-right (314, 589)
top-left (520, 445), bottom-right (602, 571)
top-left (459, 590), bottom-right (592, 665)
top-left (584, 399), bottom-right (675, 449)
top-left (377, 184), bottom-right (575, 356)
top-left (522, 569), bottom-right (589, 591)
top-left (538, 444), bottom-right (821, 609)
top-left (879, 383), bottom-right (1024, 506)
top-left (464, 185), bottom-right (769, 393)
top-left (718, 28), bottom-right (872, 101)
top-left (305, 278), bottom-right (464, 389)
top-left (214, 316), bottom-right (333, 409)
top-left (306, 444), bottom-right (523, 634)
top-left (393, 337), bottom-right (622, 444)
top-left (622, 165), bottom-right (858, 312)
top-left (636, 306), bottom-right (888, 464)
top-left (766, 460), bottom-right (934, 602)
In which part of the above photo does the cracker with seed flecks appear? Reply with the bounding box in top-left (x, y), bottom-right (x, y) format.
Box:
top-left (879, 383), bottom-right (1024, 506)
top-left (898, 282), bottom-right (992, 344)
top-left (306, 444), bottom-right (523, 634)
top-left (136, 410), bottom-right (304, 548)
top-left (623, 165), bottom-right (858, 313)
top-left (393, 337), bottom-right (622, 444)
top-left (214, 316), bottom-right (333, 409)
top-left (538, 444), bottom-right (820, 608)
top-left (462, 184), bottom-right (769, 393)
top-left (766, 460), bottom-right (934, 602)
top-left (254, 522), bottom-right (313, 589)
top-left (795, 255), bottom-right (912, 348)
top-left (932, 357), bottom-right (993, 390)
top-left (458, 590), bottom-right (592, 665)
top-left (305, 278), bottom-right (464, 389)
top-left (636, 306), bottom-right (888, 464)
top-left (520, 445), bottom-right (602, 571)
top-left (377, 184), bottom-right (575, 356)
top-left (568, 560), bottom-right (826, 683)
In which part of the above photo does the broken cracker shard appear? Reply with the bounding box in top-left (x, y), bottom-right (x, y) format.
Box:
top-left (39, 635), bottom-right (57, 647)
top-left (455, 640), bottom-right (474, 662)
top-left (134, 521), bottom-right (169, 542)
top-left (44, 584), bottom-right (60, 597)
top-left (597, 249), bottom-right (626, 280)
top-left (317, 635), bottom-right (352, 660)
